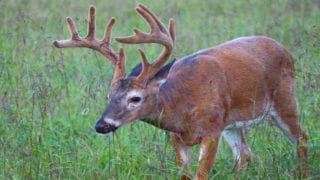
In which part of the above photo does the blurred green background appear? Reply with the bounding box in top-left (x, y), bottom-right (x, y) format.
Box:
top-left (0, 0), bottom-right (319, 179)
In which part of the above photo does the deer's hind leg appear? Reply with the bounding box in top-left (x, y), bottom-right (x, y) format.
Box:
top-left (270, 76), bottom-right (308, 177)
top-left (222, 128), bottom-right (253, 171)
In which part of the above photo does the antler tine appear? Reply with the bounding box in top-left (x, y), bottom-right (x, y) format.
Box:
top-left (101, 17), bottom-right (119, 68)
top-left (103, 18), bottom-right (115, 45)
top-left (116, 4), bottom-right (174, 48)
top-left (112, 47), bottom-right (126, 85)
top-left (115, 4), bottom-right (175, 86)
top-left (138, 4), bottom-right (171, 38)
top-left (138, 5), bottom-right (175, 42)
top-left (86, 6), bottom-right (96, 40)
top-left (53, 6), bottom-right (120, 69)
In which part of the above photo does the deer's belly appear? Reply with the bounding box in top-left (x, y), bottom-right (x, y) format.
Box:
top-left (224, 114), bottom-right (270, 130)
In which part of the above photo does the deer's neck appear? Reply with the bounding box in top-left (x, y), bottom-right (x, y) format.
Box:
top-left (139, 105), bottom-right (184, 133)
top-left (140, 86), bottom-right (186, 133)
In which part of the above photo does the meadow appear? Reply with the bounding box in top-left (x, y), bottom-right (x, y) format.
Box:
top-left (0, 0), bottom-right (319, 179)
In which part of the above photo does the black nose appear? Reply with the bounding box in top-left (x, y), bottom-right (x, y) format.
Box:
top-left (95, 119), bottom-right (118, 134)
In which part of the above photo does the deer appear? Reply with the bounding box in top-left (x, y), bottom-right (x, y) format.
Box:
top-left (53, 4), bottom-right (308, 180)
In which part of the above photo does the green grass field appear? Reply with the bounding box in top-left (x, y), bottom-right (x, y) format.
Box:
top-left (1, 0), bottom-right (319, 179)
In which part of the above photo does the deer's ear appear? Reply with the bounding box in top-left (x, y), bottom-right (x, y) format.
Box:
top-left (150, 58), bottom-right (176, 81)
top-left (128, 63), bottom-right (143, 78)
top-left (129, 59), bottom-right (176, 85)
top-left (146, 58), bottom-right (176, 89)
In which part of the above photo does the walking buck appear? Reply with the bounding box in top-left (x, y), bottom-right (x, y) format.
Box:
top-left (54, 4), bottom-right (308, 179)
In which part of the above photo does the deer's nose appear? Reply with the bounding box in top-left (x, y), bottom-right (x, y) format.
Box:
top-left (95, 119), bottom-right (118, 134)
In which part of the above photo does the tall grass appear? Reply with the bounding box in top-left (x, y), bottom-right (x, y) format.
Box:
top-left (0, 0), bottom-right (319, 179)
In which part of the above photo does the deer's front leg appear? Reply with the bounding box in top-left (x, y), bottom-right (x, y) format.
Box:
top-left (171, 133), bottom-right (192, 180)
top-left (195, 132), bottom-right (221, 180)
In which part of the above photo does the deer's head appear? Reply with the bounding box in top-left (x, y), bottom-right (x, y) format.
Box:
top-left (54, 4), bottom-right (175, 134)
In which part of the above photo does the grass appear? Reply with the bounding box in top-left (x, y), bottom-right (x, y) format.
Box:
top-left (0, 0), bottom-right (319, 179)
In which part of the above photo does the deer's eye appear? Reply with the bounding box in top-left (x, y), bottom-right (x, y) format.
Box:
top-left (128, 97), bottom-right (141, 104)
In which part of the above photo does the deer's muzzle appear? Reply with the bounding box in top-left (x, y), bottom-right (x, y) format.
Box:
top-left (95, 119), bottom-right (118, 134)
